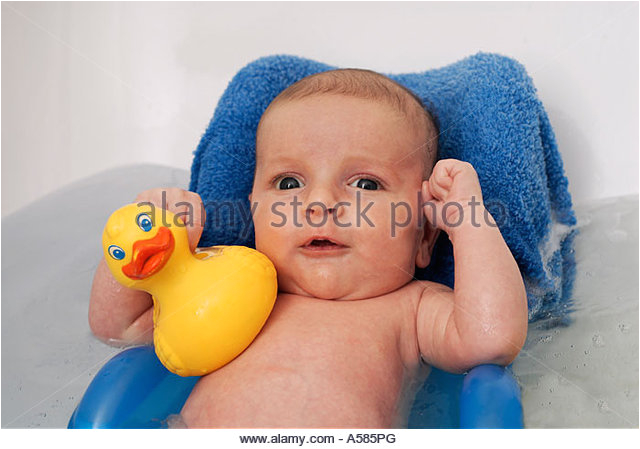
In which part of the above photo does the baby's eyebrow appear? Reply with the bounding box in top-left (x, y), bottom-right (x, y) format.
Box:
top-left (341, 155), bottom-right (405, 173)
top-left (259, 155), bottom-right (305, 167)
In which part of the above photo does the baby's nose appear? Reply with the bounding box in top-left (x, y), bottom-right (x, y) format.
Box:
top-left (305, 202), bottom-right (345, 218)
top-left (303, 187), bottom-right (345, 219)
top-left (301, 183), bottom-right (350, 226)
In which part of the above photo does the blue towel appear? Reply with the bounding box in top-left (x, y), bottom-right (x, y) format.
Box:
top-left (189, 53), bottom-right (577, 322)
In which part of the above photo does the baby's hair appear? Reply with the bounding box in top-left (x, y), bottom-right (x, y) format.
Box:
top-left (257, 68), bottom-right (438, 178)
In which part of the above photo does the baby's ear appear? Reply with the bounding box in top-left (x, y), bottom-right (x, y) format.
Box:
top-left (415, 222), bottom-right (440, 268)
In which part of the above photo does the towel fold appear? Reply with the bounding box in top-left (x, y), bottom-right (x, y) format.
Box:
top-left (189, 53), bottom-right (577, 322)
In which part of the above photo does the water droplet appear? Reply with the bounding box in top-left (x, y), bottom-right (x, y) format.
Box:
top-left (607, 229), bottom-right (627, 242)
top-left (592, 334), bottom-right (605, 348)
top-left (538, 335), bottom-right (553, 344)
top-left (597, 400), bottom-right (611, 413)
top-left (584, 350), bottom-right (590, 355)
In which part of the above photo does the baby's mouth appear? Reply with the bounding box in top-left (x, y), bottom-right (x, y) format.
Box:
top-left (301, 237), bottom-right (348, 250)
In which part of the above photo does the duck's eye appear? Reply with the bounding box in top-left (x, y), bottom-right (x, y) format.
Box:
top-left (136, 213), bottom-right (153, 232)
top-left (108, 245), bottom-right (126, 260)
top-left (276, 176), bottom-right (304, 190)
top-left (350, 178), bottom-right (380, 191)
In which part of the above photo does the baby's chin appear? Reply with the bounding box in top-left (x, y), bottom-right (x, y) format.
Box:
top-left (279, 272), bottom-right (411, 301)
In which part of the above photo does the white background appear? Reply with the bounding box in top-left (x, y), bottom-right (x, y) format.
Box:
top-left (2, 1), bottom-right (638, 216)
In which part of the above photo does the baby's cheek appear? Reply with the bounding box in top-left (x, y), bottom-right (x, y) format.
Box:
top-left (252, 202), bottom-right (283, 250)
top-left (385, 201), bottom-right (424, 241)
top-left (348, 198), bottom-right (390, 229)
top-left (390, 202), bottom-right (413, 230)
top-left (386, 204), bottom-right (424, 263)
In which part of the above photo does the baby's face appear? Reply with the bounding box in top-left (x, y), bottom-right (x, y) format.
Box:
top-left (251, 95), bottom-right (430, 300)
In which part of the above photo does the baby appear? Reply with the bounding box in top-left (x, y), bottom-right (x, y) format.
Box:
top-left (89, 69), bottom-right (528, 428)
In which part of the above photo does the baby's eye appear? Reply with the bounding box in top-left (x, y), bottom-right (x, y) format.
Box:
top-left (349, 178), bottom-right (380, 191)
top-left (136, 213), bottom-right (153, 232)
top-left (276, 176), bottom-right (304, 190)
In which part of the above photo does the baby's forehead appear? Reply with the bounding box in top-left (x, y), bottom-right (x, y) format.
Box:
top-left (258, 95), bottom-right (427, 141)
top-left (265, 93), bottom-right (418, 120)
top-left (256, 93), bottom-right (434, 175)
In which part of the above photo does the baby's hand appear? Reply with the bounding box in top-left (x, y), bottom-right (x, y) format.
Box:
top-left (134, 187), bottom-right (206, 252)
top-left (421, 159), bottom-right (484, 234)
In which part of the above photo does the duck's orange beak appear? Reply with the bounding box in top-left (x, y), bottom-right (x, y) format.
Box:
top-left (122, 227), bottom-right (175, 280)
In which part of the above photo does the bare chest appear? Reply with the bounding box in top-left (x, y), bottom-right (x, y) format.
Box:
top-left (181, 292), bottom-right (424, 428)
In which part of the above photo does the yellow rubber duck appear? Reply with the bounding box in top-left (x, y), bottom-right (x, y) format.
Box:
top-left (102, 203), bottom-right (277, 377)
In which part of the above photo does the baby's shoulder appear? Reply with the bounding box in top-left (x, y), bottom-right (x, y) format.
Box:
top-left (391, 279), bottom-right (452, 305)
top-left (415, 279), bottom-right (453, 296)
top-left (381, 280), bottom-right (452, 370)
top-left (390, 280), bottom-right (454, 331)
top-left (374, 279), bottom-right (452, 326)
top-left (410, 280), bottom-right (454, 316)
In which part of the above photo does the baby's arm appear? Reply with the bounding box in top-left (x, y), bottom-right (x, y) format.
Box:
top-left (416, 159), bottom-right (528, 373)
top-left (88, 188), bottom-right (205, 346)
